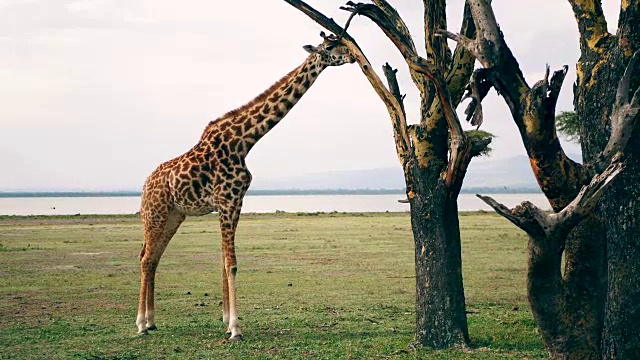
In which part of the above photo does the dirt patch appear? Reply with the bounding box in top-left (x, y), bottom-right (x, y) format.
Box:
top-left (49, 265), bottom-right (80, 270)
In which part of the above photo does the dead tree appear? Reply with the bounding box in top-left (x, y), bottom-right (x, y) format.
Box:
top-left (285, 0), bottom-right (491, 348)
top-left (439, 0), bottom-right (640, 358)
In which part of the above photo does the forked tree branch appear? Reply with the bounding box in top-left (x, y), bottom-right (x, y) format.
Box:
top-left (477, 160), bottom-right (624, 242)
top-left (340, 1), bottom-right (430, 96)
top-left (567, 0), bottom-right (611, 52)
top-left (371, 0), bottom-right (417, 53)
top-left (478, 158), bottom-right (623, 355)
top-left (423, 0), bottom-right (451, 72)
top-left (446, 2), bottom-right (477, 107)
top-left (593, 50), bottom-right (640, 173)
top-left (439, 0), bottom-right (590, 210)
top-left (284, 0), bottom-right (412, 167)
top-left (340, 2), bottom-right (416, 59)
top-left (349, 1), bottom-right (485, 192)
top-left (288, 0), bottom-right (487, 196)
top-left (408, 57), bottom-right (468, 189)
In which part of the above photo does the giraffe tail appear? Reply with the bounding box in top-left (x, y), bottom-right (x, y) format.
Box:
top-left (139, 243), bottom-right (146, 261)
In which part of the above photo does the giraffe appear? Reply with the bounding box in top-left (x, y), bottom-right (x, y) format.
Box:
top-left (136, 32), bottom-right (355, 341)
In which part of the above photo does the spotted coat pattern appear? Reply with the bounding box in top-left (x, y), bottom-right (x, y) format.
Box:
top-left (135, 37), bottom-right (355, 340)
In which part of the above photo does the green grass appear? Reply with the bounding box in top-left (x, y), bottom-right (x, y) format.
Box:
top-left (0, 212), bottom-right (544, 359)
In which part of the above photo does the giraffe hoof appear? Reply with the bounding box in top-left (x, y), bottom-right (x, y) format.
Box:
top-left (146, 325), bottom-right (158, 331)
top-left (228, 334), bottom-right (243, 342)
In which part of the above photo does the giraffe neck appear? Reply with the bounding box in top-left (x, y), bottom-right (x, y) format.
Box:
top-left (203, 54), bottom-right (328, 156)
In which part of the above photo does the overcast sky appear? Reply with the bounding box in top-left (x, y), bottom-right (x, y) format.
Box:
top-left (0, 0), bottom-right (623, 191)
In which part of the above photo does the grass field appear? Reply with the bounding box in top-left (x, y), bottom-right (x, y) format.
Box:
top-left (0, 212), bottom-right (544, 359)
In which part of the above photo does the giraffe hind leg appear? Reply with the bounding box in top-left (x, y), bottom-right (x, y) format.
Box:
top-left (137, 209), bottom-right (185, 335)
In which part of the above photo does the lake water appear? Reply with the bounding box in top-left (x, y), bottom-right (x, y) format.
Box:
top-left (0, 194), bottom-right (550, 216)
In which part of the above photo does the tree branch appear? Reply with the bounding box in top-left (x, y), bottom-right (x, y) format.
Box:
top-left (477, 196), bottom-right (550, 239)
top-left (371, 0), bottom-right (417, 53)
top-left (382, 63), bottom-right (407, 114)
top-left (547, 66), bottom-right (569, 111)
top-left (423, 0), bottom-right (451, 73)
top-left (461, 68), bottom-right (494, 127)
top-left (284, 0), bottom-right (412, 167)
top-left (447, 133), bottom-right (492, 199)
top-left (442, 2), bottom-right (477, 108)
top-left (593, 50), bottom-right (640, 172)
top-left (340, 1), bottom-right (431, 98)
top-left (477, 160), bottom-right (623, 243)
top-left (408, 57), bottom-right (467, 189)
top-left (568, 0), bottom-right (612, 53)
top-left (443, 0), bottom-right (590, 210)
top-left (283, 0), bottom-right (358, 48)
top-left (340, 2), bottom-right (416, 63)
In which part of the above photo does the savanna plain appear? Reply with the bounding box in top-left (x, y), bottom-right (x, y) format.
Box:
top-left (0, 212), bottom-right (545, 359)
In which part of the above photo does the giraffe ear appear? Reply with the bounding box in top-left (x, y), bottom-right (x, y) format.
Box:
top-left (303, 45), bottom-right (318, 54)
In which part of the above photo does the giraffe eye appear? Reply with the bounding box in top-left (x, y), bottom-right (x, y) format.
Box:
top-left (325, 45), bottom-right (335, 51)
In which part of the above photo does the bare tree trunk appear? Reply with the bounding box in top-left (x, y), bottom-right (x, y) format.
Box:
top-left (409, 167), bottom-right (469, 346)
top-left (285, 0), bottom-right (489, 348)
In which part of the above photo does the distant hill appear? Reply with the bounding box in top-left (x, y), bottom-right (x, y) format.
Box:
top-left (251, 154), bottom-right (582, 192)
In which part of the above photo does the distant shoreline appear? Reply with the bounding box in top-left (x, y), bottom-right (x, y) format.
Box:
top-left (0, 187), bottom-right (541, 198)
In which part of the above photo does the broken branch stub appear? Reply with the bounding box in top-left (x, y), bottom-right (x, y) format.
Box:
top-left (462, 68), bottom-right (494, 127)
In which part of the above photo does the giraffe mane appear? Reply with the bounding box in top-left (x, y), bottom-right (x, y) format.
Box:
top-left (214, 60), bottom-right (307, 122)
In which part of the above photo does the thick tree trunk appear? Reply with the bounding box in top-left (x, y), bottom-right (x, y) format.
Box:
top-left (561, 219), bottom-right (606, 359)
top-left (410, 170), bottom-right (469, 347)
top-left (525, 218), bottom-right (605, 359)
top-left (575, 50), bottom-right (640, 359)
top-left (338, 1), bottom-right (478, 348)
top-left (571, 4), bottom-right (640, 354)
top-left (600, 144), bottom-right (640, 359)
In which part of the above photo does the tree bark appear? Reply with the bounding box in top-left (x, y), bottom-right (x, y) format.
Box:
top-left (410, 169), bottom-right (469, 347)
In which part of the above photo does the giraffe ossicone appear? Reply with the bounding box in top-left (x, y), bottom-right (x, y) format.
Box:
top-left (136, 32), bottom-right (355, 341)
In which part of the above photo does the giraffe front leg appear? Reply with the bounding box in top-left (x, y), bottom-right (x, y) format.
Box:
top-left (221, 252), bottom-right (231, 334)
top-left (145, 277), bottom-right (157, 331)
top-left (136, 270), bottom-right (149, 335)
top-left (224, 255), bottom-right (242, 341)
top-left (218, 202), bottom-right (245, 341)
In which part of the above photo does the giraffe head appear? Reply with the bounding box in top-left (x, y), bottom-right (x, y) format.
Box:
top-left (303, 31), bottom-right (355, 66)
